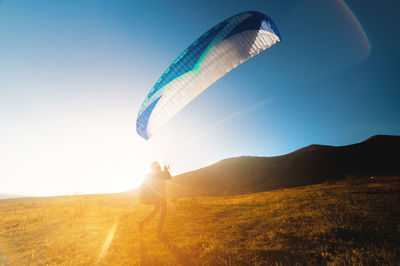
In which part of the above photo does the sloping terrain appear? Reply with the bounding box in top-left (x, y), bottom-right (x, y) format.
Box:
top-left (0, 176), bottom-right (399, 265)
top-left (168, 135), bottom-right (400, 197)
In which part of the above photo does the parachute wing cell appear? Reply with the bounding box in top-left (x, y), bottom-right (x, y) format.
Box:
top-left (137, 11), bottom-right (281, 140)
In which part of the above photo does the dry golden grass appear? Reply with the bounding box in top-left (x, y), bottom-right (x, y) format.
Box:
top-left (0, 176), bottom-right (399, 265)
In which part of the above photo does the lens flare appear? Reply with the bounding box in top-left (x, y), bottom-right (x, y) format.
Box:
top-left (96, 216), bottom-right (120, 265)
top-left (339, 0), bottom-right (371, 55)
top-left (0, 240), bottom-right (17, 265)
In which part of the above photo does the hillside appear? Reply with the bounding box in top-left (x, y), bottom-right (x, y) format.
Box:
top-left (168, 135), bottom-right (400, 197)
top-left (0, 176), bottom-right (399, 265)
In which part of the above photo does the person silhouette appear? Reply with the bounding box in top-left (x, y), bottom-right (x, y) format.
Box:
top-left (138, 161), bottom-right (171, 236)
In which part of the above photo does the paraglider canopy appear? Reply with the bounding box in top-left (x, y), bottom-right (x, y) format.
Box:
top-left (137, 11), bottom-right (281, 140)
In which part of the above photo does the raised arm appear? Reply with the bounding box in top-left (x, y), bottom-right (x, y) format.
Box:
top-left (163, 166), bottom-right (172, 180)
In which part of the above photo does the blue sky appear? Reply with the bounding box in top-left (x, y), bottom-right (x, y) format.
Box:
top-left (0, 0), bottom-right (399, 196)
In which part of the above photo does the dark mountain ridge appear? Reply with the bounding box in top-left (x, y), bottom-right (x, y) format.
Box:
top-left (167, 135), bottom-right (400, 197)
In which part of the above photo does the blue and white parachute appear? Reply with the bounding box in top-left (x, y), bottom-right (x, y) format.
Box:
top-left (137, 11), bottom-right (281, 140)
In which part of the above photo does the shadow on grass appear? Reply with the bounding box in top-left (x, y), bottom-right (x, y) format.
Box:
top-left (159, 232), bottom-right (195, 265)
top-left (138, 233), bottom-right (194, 265)
top-left (253, 248), bottom-right (315, 265)
top-left (139, 239), bottom-right (163, 265)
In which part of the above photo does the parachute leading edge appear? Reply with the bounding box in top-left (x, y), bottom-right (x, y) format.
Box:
top-left (137, 11), bottom-right (281, 140)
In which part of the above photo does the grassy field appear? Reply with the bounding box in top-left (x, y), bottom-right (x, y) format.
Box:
top-left (0, 177), bottom-right (399, 265)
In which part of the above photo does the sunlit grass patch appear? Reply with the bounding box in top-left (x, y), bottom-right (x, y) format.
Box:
top-left (0, 177), bottom-right (399, 265)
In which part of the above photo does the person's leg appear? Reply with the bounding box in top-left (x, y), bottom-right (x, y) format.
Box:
top-left (144, 204), bottom-right (161, 223)
top-left (157, 200), bottom-right (167, 234)
top-left (139, 204), bottom-right (160, 233)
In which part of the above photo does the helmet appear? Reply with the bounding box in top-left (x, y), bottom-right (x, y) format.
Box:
top-left (150, 161), bottom-right (161, 171)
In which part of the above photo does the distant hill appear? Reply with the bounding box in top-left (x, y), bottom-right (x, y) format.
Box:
top-left (167, 135), bottom-right (400, 197)
top-left (0, 194), bottom-right (24, 200)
